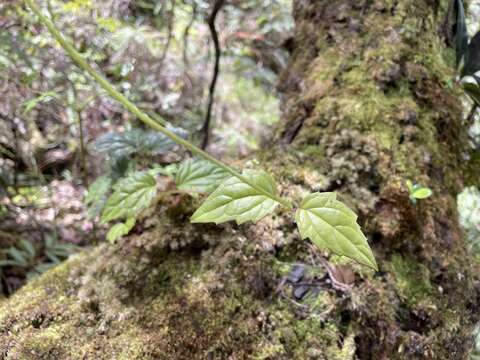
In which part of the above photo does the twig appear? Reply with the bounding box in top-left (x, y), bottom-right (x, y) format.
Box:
top-left (200, 0), bottom-right (225, 150)
top-left (307, 243), bottom-right (352, 292)
top-left (280, 291), bottom-right (310, 309)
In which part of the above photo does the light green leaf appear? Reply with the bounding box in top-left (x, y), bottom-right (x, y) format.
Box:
top-left (175, 159), bottom-right (228, 193)
top-left (411, 187), bottom-right (432, 199)
top-left (85, 176), bottom-right (112, 219)
top-left (19, 239), bottom-right (36, 258)
top-left (85, 176), bottom-right (112, 205)
top-left (101, 171), bottom-right (157, 223)
top-left (191, 170), bottom-right (279, 224)
top-left (5, 247), bottom-right (28, 267)
top-left (160, 163), bottom-right (179, 177)
top-left (455, 0), bottom-right (468, 67)
top-left (295, 192), bottom-right (377, 270)
top-left (106, 218), bottom-right (136, 243)
top-left (461, 76), bottom-right (480, 106)
top-left (95, 126), bottom-right (187, 159)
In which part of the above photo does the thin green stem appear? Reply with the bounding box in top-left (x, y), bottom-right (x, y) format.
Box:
top-left (25, 0), bottom-right (292, 210)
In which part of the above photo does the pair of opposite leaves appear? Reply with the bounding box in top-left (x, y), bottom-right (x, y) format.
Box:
top-left (190, 169), bottom-right (378, 271)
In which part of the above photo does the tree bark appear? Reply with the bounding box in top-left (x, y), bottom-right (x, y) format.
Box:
top-left (1, 1), bottom-right (479, 359)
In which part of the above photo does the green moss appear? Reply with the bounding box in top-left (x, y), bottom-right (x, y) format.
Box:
top-left (6, 325), bottom-right (65, 359)
top-left (307, 48), bottom-right (340, 83)
top-left (1, 227), bottom-right (348, 359)
top-left (0, 222), bottom-right (370, 360)
top-left (388, 254), bottom-right (433, 307)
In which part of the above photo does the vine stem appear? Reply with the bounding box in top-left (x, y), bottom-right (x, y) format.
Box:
top-left (25, 0), bottom-right (293, 210)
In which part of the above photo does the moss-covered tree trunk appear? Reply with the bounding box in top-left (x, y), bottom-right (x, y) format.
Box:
top-left (1, 0), bottom-right (480, 359)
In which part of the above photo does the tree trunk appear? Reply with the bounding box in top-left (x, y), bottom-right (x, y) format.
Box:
top-left (1, 1), bottom-right (479, 359)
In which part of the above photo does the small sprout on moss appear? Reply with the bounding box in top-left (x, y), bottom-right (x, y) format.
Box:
top-left (406, 180), bottom-right (432, 204)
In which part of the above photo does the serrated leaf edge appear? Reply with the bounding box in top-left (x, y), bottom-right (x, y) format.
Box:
top-left (295, 192), bottom-right (378, 271)
top-left (190, 170), bottom-right (279, 225)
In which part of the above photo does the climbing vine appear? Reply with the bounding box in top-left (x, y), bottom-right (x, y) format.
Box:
top-left (24, 0), bottom-right (377, 270)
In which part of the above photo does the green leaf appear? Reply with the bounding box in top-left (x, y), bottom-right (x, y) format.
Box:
top-left (4, 248), bottom-right (28, 267)
top-left (45, 252), bottom-right (61, 264)
top-left (19, 239), bottom-right (36, 258)
top-left (22, 91), bottom-right (59, 114)
top-left (295, 192), bottom-right (377, 270)
top-left (109, 155), bottom-right (132, 181)
top-left (148, 165), bottom-right (172, 177)
top-left (191, 170), bottom-right (279, 224)
top-left (101, 171), bottom-right (157, 223)
top-left (106, 218), bottom-right (136, 243)
top-left (95, 126), bottom-right (187, 159)
top-left (94, 130), bottom-right (147, 158)
top-left (85, 176), bottom-right (112, 219)
top-left (85, 176), bottom-right (111, 205)
top-left (411, 187), bottom-right (432, 199)
top-left (0, 260), bottom-right (22, 267)
top-left (455, 0), bottom-right (468, 67)
top-left (462, 75), bottom-right (480, 106)
top-left (175, 159), bottom-right (229, 193)
top-left (463, 32), bottom-right (480, 76)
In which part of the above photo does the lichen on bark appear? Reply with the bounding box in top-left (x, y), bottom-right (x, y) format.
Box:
top-left (1, 0), bottom-right (480, 359)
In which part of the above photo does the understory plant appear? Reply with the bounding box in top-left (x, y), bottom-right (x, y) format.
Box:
top-left (0, 234), bottom-right (78, 294)
top-left (406, 180), bottom-right (432, 204)
top-left (24, 0), bottom-right (377, 271)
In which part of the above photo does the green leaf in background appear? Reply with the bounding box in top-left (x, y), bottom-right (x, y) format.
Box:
top-left (463, 32), bottom-right (480, 76)
top-left (3, 247), bottom-right (28, 268)
top-left (94, 126), bottom-right (187, 159)
top-left (191, 170), bottom-right (279, 224)
top-left (22, 91), bottom-right (60, 114)
top-left (155, 163), bottom-right (179, 177)
top-left (455, 0), bottom-right (468, 67)
top-left (142, 124), bottom-right (188, 154)
top-left (85, 176), bottom-right (111, 206)
top-left (295, 192), bottom-right (377, 270)
top-left (85, 176), bottom-right (112, 219)
top-left (461, 75), bottom-right (480, 106)
top-left (175, 159), bottom-right (229, 193)
top-left (101, 171), bottom-right (157, 223)
top-left (106, 218), bottom-right (136, 243)
top-left (19, 239), bottom-right (35, 259)
top-left (109, 155), bottom-right (132, 181)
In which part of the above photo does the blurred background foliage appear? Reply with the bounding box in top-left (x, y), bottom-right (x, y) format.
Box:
top-left (0, 0), bottom-right (293, 296)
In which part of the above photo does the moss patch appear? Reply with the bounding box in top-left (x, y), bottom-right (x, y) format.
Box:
top-left (388, 254), bottom-right (433, 307)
